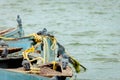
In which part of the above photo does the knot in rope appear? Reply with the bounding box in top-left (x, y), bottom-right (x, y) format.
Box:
top-left (29, 33), bottom-right (43, 43)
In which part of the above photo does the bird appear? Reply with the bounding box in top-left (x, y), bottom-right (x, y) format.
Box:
top-left (16, 15), bottom-right (22, 26)
top-left (57, 42), bottom-right (86, 73)
top-left (57, 42), bottom-right (66, 58)
top-left (37, 28), bottom-right (48, 35)
top-left (1, 47), bottom-right (8, 58)
top-left (0, 40), bottom-right (8, 47)
top-left (22, 59), bottom-right (30, 71)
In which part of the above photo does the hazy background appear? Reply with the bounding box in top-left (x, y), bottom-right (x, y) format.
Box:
top-left (0, 0), bottom-right (120, 80)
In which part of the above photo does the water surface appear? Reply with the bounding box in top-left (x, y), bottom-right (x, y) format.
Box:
top-left (0, 0), bottom-right (120, 80)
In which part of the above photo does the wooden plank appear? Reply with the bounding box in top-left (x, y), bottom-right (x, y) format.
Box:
top-left (39, 66), bottom-right (73, 77)
top-left (6, 66), bottom-right (73, 77)
top-left (0, 28), bottom-right (16, 35)
top-left (0, 47), bottom-right (22, 54)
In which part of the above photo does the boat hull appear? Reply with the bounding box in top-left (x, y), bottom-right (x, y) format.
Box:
top-left (0, 56), bottom-right (23, 68)
top-left (6, 63), bottom-right (73, 78)
top-left (0, 69), bottom-right (50, 80)
top-left (0, 27), bottom-right (24, 38)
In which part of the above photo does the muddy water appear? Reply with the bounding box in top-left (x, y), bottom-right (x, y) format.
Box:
top-left (0, 0), bottom-right (120, 80)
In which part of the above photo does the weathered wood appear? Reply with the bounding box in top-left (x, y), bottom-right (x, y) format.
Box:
top-left (0, 28), bottom-right (16, 36)
top-left (39, 66), bottom-right (73, 77)
top-left (6, 63), bottom-right (73, 77)
top-left (0, 47), bottom-right (22, 54)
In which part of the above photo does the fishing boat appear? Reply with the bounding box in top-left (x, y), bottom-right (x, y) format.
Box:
top-left (0, 15), bottom-right (25, 70)
top-left (0, 29), bottom-right (86, 80)
top-left (0, 16), bottom-right (86, 80)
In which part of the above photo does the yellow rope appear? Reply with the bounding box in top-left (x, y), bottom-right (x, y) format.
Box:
top-left (50, 37), bottom-right (57, 50)
top-left (0, 36), bottom-right (15, 41)
top-left (52, 61), bottom-right (57, 70)
top-left (22, 46), bottom-right (35, 67)
top-left (22, 33), bottom-right (59, 71)
top-left (29, 33), bottom-right (43, 43)
top-left (22, 46), bottom-right (35, 59)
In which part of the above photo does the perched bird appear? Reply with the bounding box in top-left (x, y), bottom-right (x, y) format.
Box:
top-left (16, 15), bottom-right (22, 26)
top-left (57, 42), bottom-right (86, 73)
top-left (0, 40), bottom-right (8, 47)
top-left (57, 42), bottom-right (69, 69)
top-left (37, 28), bottom-right (48, 35)
top-left (1, 47), bottom-right (8, 58)
top-left (22, 59), bottom-right (30, 71)
top-left (57, 42), bottom-right (65, 58)
top-left (42, 28), bottom-right (47, 34)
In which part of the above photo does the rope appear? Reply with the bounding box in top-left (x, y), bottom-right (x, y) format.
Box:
top-left (22, 33), bottom-right (59, 70)
top-left (43, 36), bottom-right (49, 63)
top-left (0, 36), bottom-right (15, 41)
top-left (29, 57), bottom-right (44, 63)
top-left (22, 46), bottom-right (35, 61)
top-left (52, 61), bottom-right (57, 70)
top-left (29, 33), bottom-right (43, 43)
top-left (50, 36), bottom-right (57, 50)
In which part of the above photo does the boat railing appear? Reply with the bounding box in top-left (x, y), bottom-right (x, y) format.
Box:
top-left (0, 15), bottom-right (24, 38)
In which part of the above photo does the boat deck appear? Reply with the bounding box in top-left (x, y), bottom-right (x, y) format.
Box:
top-left (6, 64), bottom-right (73, 77)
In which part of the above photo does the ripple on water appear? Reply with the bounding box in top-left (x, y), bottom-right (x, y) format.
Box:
top-left (69, 42), bottom-right (93, 46)
top-left (71, 31), bottom-right (99, 37)
top-left (0, 0), bottom-right (120, 80)
top-left (68, 42), bottom-right (117, 46)
top-left (91, 57), bottom-right (120, 63)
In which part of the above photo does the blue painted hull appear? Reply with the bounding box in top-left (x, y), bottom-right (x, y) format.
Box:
top-left (6, 39), bottom-right (31, 50)
top-left (0, 27), bottom-right (24, 38)
top-left (0, 69), bottom-right (50, 80)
